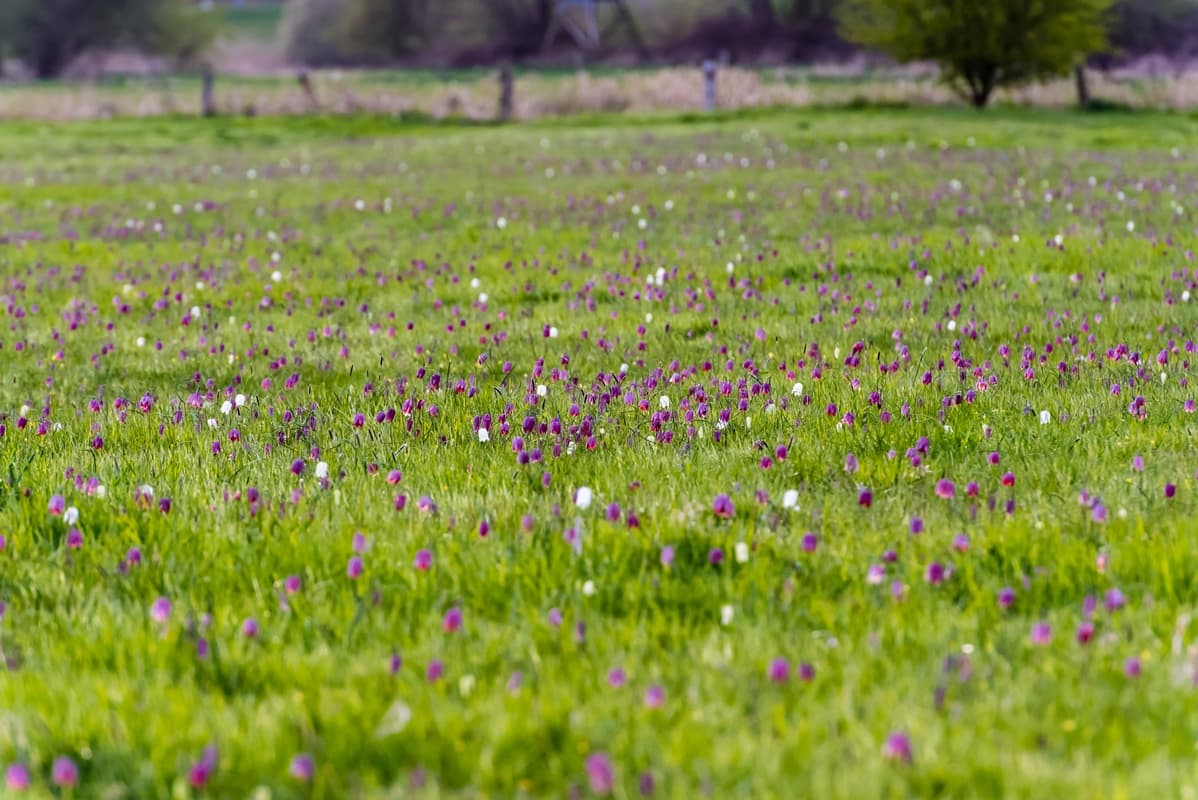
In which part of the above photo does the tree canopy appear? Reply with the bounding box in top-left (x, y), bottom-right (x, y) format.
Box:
top-left (838, 0), bottom-right (1115, 107)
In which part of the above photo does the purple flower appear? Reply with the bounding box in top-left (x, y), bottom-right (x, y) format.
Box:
top-left (290, 458), bottom-right (305, 475)
top-left (638, 771), bottom-right (655, 796)
top-left (608, 667), bottom-right (627, 688)
top-left (712, 494), bottom-right (735, 519)
top-left (708, 547), bottom-right (724, 565)
top-left (585, 753), bottom-right (615, 796)
top-left (1076, 622), bottom-right (1095, 645)
top-left (347, 555), bottom-right (365, 580)
top-left (290, 754), bottom-right (315, 782)
top-left (242, 617), bottom-right (260, 639)
top-left (547, 608), bottom-right (564, 627)
top-left (952, 534), bottom-right (969, 552)
top-left (426, 659), bottom-right (444, 682)
top-left (1166, 483), bottom-right (1177, 499)
top-left (51, 757), bottom-right (78, 788)
top-left (660, 546), bottom-right (675, 568)
top-left (48, 494), bottom-right (65, 515)
top-left (858, 488), bottom-right (872, 508)
top-left (909, 517), bottom-right (923, 535)
top-left (1031, 622), bottom-right (1052, 646)
top-left (801, 533), bottom-right (818, 552)
top-left (998, 587), bottom-right (1015, 609)
top-left (66, 528), bottom-right (83, 549)
top-left (934, 479), bottom-right (955, 499)
top-left (414, 549), bottom-right (433, 570)
top-left (882, 732), bottom-right (912, 764)
top-left (925, 562), bottom-right (945, 585)
top-left (150, 596), bottom-right (172, 623)
top-left (798, 662), bottom-right (815, 682)
top-left (644, 685), bottom-right (665, 709)
top-left (443, 606), bottom-right (463, 633)
top-left (284, 575), bottom-right (301, 594)
top-left (767, 657), bottom-right (790, 683)
top-left (1125, 657), bottom-right (1142, 678)
top-left (5, 763), bottom-right (30, 791)
top-left (605, 503), bottom-right (621, 522)
top-left (1104, 588), bottom-right (1126, 612)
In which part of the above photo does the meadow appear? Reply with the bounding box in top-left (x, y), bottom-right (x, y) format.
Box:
top-left (2, 107), bottom-right (1198, 798)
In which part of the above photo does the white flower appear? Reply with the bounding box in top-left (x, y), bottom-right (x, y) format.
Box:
top-left (477, 427), bottom-right (490, 443)
top-left (734, 542), bottom-right (750, 563)
top-left (271, 270), bottom-right (282, 282)
top-left (64, 507), bottom-right (79, 525)
top-left (548, 326), bottom-right (559, 338)
top-left (136, 336), bottom-right (146, 347)
top-left (791, 382), bottom-right (804, 397)
top-left (234, 394), bottom-right (247, 407)
top-left (190, 305), bottom-right (201, 318)
top-left (478, 293), bottom-right (488, 303)
top-left (582, 580), bottom-right (596, 596)
top-left (782, 489), bottom-right (799, 509)
top-left (220, 400), bottom-right (233, 415)
top-left (575, 486), bottom-right (593, 510)
top-left (496, 216), bottom-right (507, 229)
top-left (1039, 410), bottom-right (1051, 425)
top-left (95, 485), bottom-right (106, 499)
top-left (658, 395), bottom-right (670, 410)
top-left (138, 484), bottom-right (154, 497)
top-left (207, 418), bottom-right (218, 430)
top-left (315, 461), bottom-right (329, 480)
top-left (720, 605), bottom-right (734, 625)
top-left (535, 385), bottom-right (547, 398)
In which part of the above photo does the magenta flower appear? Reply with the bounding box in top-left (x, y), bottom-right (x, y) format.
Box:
top-left (608, 667), bottom-right (627, 688)
top-left (386, 469), bottom-right (402, 484)
top-left (284, 575), bottom-right (302, 594)
top-left (51, 757), bottom-right (78, 788)
top-left (644, 685), bottom-right (665, 708)
top-left (5, 763), bottom-right (30, 792)
top-left (66, 528), bottom-right (83, 549)
top-left (660, 546), bottom-right (675, 568)
top-left (417, 495), bottom-right (437, 513)
top-left (708, 547), bottom-right (724, 565)
top-left (1166, 483), bottom-right (1177, 499)
top-left (882, 732), bottom-right (912, 764)
top-left (347, 556), bottom-right (364, 580)
top-left (426, 660), bottom-right (444, 682)
top-left (547, 608), bottom-right (563, 627)
top-left (585, 752), bottom-right (615, 796)
top-left (1076, 622), bottom-right (1095, 645)
top-left (988, 451), bottom-right (1001, 466)
top-left (443, 606), bottom-right (463, 633)
top-left (150, 596), bottom-right (172, 623)
top-left (1125, 657), bottom-right (1142, 678)
top-left (952, 534), bottom-right (969, 552)
top-left (48, 494), bottom-right (65, 515)
top-left (414, 549), bottom-right (433, 570)
top-left (290, 754), bottom-right (315, 782)
top-left (605, 503), bottom-right (621, 522)
top-left (1031, 622), bottom-right (1052, 646)
top-left (934, 479), bottom-right (955, 499)
top-left (925, 562), bottom-right (945, 585)
top-left (858, 488), bottom-right (872, 508)
top-left (290, 459), bottom-right (305, 475)
top-left (767, 657), bottom-right (790, 683)
top-left (712, 494), bottom-right (735, 519)
top-left (802, 533), bottom-right (818, 552)
top-left (1001, 471), bottom-right (1016, 487)
top-left (909, 517), bottom-right (923, 535)
top-left (242, 617), bottom-right (260, 639)
top-left (998, 587), bottom-right (1015, 609)
top-left (798, 662), bottom-right (815, 681)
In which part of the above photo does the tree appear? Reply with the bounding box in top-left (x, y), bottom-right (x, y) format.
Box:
top-left (0, 0), bottom-right (216, 79)
top-left (838, 0), bottom-right (1114, 107)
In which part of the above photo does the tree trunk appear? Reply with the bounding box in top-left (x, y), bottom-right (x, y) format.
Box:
top-left (1074, 65), bottom-right (1091, 108)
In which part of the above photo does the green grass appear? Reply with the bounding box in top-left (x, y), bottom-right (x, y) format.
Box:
top-left (2, 107), bottom-right (1198, 798)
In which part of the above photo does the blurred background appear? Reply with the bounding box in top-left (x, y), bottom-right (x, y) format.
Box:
top-left (1, 0), bottom-right (1198, 118)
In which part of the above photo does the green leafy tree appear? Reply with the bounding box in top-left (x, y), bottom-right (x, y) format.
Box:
top-left (838, 0), bottom-right (1114, 107)
top-left (0, 0), bottom-right (216, 79)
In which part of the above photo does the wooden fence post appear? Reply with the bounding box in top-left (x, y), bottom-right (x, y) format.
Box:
top-left (498, 64), bottom-right (514, 122)
top-left (702, 60), bottom-right (717, 112)
top-left (201, 64), bottom-right (216, 117)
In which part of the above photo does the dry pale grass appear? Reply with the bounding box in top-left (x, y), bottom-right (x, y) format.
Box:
top-left (2, 66), bottom-right (1197, 122)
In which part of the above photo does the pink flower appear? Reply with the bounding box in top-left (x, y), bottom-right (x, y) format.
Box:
top-left (414, 549), bottom-right (433, 570)
top-left (51, 757), bottom-right (78, 788)
top-left (882, 732), bottom-right (912, 764)
top-left (767, 657), bottom-right (790, 683)
top-left (934, 479), bottom-right (955, 499)
top-left (585, 753), bottom-right (615, 796)
top-left (443, 606), bottom-right (463, 633)
top-left (48, 494), bottom-right (65, 515)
